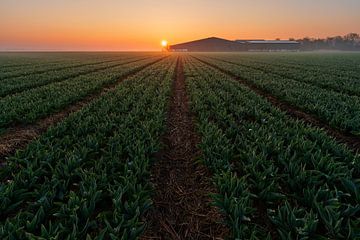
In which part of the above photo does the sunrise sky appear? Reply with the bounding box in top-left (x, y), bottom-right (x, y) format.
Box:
top-left (1, 0), bottom-right (359, 51)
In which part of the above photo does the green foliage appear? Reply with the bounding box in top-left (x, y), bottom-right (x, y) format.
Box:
top-left (0, 56), bottom-right (150, 97)
top-left (196, 53), bottom-right (360, 134)
top-left (2, 52), bottom-right (360, 239)
top-left (0, 56), bottom-right (162, 132)
top-left (184, 55), bottom-right (360, 239)
top-left (0, 56), bottom-right (175, 239)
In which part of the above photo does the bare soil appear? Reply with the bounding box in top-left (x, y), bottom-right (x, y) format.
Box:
top-left (0, 56), bottom-right (167, 162)
top-left (141, 56), bottom-right (228, 239)
top-left (193, 56), bottom-right (360, 153)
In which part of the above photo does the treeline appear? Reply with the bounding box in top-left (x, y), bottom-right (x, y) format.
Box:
top-left (291, 33), bottom-right (360, 51)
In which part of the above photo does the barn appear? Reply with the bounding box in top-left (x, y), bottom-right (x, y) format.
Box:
top-left (169, 37), bottom-right (300, 52)
top-left (169, 37), bottom-right (246, 52)
top-left (237, 40), bottom-right (300, 51)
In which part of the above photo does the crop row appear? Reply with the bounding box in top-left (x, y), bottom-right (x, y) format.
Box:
top-left (216, 53), bottom-right (360, 77)
top-left (0, 55), bottom-right (154, 97)
top-left (184, 56), bottom-right (360, 239)
top-left (194, 55), bottom-right (360, 136)
top-left (0, 56), bottom-right (176, 239)
top-left (0, 58), bottom-right (72, 74)
top-left (268, 53), bottom-right (360, 75)
top-left (0, 56), bottom-right (132, 81)
top-left (0, 57), bottom-right (106, 80)
top-left (0, 53), bottom-right (145, 79)
top-left (206, 54), bottom-right (360, 96)
top-left (0, 56), bottom-right (166, 133)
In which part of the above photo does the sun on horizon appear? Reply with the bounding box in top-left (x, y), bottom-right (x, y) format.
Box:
top-left (161, 40), bottom-right (168, 48)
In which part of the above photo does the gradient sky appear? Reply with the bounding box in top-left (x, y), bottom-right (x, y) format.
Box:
top-left (1, 0), bottom-right (359, 51)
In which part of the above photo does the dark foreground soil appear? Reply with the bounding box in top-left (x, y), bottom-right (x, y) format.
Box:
top-left (0, 57), bottom-right (167, 162)
top-left (193, 56), bottom-right (360, 154)
top-left (141, 56), bottom-right (228, 239)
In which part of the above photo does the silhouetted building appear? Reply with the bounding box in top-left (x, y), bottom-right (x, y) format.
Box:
top-left (169, 37), bottom-right (300, 52)
top-left (238, 40), bottom-right (300, 51)
top-left (169, 37), bottom-right (246, 52)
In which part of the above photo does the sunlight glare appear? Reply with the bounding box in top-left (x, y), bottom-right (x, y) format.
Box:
top-left (161, 40), bottom-right (168, 47)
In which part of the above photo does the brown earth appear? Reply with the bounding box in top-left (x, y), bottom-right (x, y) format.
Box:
top-left (141, 56), bottom-right (228, 239)
top-left (0, 56), bottom-right (168, 162)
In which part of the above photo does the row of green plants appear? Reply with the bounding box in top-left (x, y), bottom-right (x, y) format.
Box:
top-left (0, 54), bottom-right (142, 80)
top-left (0, 57), bottom-right (103, 80)
top-left (0, 56), bottom-right (154, 97)
top-left (195, 55), bottom-right (360, 136)
top-left (0, 58), bottom-right (77, 77)
top-left (184, 56), bottom-right (360, 239)
top-left (0, 56), bottom-right (176, 239)
top-left (261, 53), bottom-right (360, 76)
top-left (210, 53), bottom-right (360, 78)
top-left (207, 54), bottom-right (360, 97)
top-left (0, 56), bottom-right (166, 133)
top-left (255, 55), bottom-right (360, 81)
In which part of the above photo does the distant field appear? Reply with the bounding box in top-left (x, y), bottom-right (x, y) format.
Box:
top-left (0, 52), bottom-right (359, 239)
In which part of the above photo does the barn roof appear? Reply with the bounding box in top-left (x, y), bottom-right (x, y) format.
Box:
top-left (246, 40), bottom-right (299, 44)
top-left (169, 37), bottom-right (301, 52)
top-left (170, 37), bottom-right (236, 48)
top-left (169, 37), bottom-right (246, 51)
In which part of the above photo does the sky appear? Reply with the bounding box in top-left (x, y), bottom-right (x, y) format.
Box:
top-left (1, 0), bottom-right (359, 51)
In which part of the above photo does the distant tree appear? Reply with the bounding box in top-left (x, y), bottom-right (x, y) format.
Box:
top-left (344, 33), bottom-right (359, 42)
top-left (298, 37), bottom-right (313, 50)
top-left (296, 33), bottom-right (360, 51)
top-left (344, 33), bottom-right (360, 49)
top-left (333, 36), bottom-right (343, 42)
top-left (331, 36), bottom-right (344, 49)
top-left (326, 37), bottom-right (335, 48)
top-left (314, 38), bottom-right (327, 49)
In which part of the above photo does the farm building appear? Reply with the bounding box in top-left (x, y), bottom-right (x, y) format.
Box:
top-left (237, 40), bottom-right (300, 51)
top-left (169, 37), bottom-right (246, 52)
top-left (169, 37), bottom-right (300, 52)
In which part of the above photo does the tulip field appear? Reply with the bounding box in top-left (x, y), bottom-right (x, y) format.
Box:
top-left (0, 52), bottom-right (359, 239)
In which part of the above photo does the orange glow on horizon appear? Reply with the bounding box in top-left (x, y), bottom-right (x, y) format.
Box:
top-left (0, 0), bottom-right (359, 51)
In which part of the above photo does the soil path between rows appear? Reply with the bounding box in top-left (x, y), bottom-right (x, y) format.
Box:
top-left (193, 55), bottom-right (360, 153)
top-left (0, 56), bottom-right (168, 162)
top-left (141, 56), bottom-right (228, 239)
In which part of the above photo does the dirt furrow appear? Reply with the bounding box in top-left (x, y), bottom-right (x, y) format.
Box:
top-left (141, 56), bottom-right (228, 240)
top-left (0, 56), bottom-right (168, 161)
top-left (192, 55), bottom-right (360, 153)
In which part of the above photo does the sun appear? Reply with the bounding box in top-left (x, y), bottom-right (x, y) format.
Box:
top-left (161, 40), bottom-right (168, 47)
